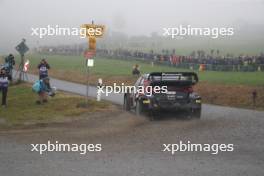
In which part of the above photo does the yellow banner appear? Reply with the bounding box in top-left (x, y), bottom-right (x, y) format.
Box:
top-left (81, 24), bottom-right (105, 37)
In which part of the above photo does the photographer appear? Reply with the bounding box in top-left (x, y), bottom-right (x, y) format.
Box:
top-left (33, 77), bottom-right (55, 104)
top-left (0, 68), bottom-right (9, 107)
top-left (4, 54), bottom-right (15, 81)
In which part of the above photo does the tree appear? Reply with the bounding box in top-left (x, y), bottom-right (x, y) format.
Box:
top-left (172, 49), bottom-right (176, 55)
top-left (210, 49), bottom-right (214, 57)
top-left (216, 49), bottom-right (220, 56)
top-left (190, 51), bottom-right (196, 57)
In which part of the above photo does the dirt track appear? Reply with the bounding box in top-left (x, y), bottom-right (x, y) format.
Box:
top-left (1, 104), bottom-right (264, 176)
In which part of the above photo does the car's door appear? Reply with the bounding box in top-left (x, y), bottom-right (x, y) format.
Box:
top-left (132, 76), bottom-right (143, 107)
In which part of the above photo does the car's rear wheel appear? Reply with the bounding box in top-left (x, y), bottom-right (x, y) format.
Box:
top-left (123, 95), bottom-right (131, 111)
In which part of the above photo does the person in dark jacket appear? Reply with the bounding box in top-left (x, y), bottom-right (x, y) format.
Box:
top-left (132, 64), bottom-right (140, 76)
top-left (252, 89), bottom-right (257, 107)
top-left (5, 54), bottom-right (15, 68)
top-left (0, 68), bottom-right (9, 107)
top-left (4, 54), bottom-right (15, 81)
top-left (38, 59), bottom-right (50, 80)
top-left (38, 59), bottom-right (51, 89)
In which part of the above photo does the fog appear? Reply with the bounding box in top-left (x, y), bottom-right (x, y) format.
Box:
top-left (0, 0), bottom-right (264, 54)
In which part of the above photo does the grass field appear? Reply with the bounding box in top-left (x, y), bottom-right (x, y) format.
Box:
top-left (1, 54), bottom-right (263, 110)
top-left (14, 54), bottom-right (264, 86)
top-left (0, 84), bottom-right (110, 128)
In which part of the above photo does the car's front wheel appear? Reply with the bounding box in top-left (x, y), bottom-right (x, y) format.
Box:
top-left (135, 100), bottom-right (143, 116)
top-left (190, 108), bottom-right (201, 119)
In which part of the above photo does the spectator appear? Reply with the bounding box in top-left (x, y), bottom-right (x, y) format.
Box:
top-left (132, 64), bottom-right (140, 76)
top-left (4, 54), bottom-right (15, 81)
top-left (38, 59), bottom-right (50, 80)
top-left (35, 77), bottom-right (53, 104)
top-left (252, 90), bottom-right (257, 107)
top-left (0, 68), bottom-right (9, 107)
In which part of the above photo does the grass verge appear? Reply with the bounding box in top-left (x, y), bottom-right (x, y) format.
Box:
top-left (0, 83), bottom-right (111, 128)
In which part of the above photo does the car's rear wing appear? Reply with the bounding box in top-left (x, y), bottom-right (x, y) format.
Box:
top-left (148, 72), bottom-right (199, 85)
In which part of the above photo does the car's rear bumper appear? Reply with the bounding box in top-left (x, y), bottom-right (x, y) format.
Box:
top-left (141, 97), bottom-right (201, 111)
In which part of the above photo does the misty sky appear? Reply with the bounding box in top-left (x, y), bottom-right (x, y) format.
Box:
top-left (0, 0), bottom-right (264, 54)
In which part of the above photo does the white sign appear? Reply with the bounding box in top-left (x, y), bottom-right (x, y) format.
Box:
top-left (87, 59), bottom-right (94, 67)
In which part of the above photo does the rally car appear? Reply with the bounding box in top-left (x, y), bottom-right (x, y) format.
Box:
top-left (123, 72), bottom-right (202, 120)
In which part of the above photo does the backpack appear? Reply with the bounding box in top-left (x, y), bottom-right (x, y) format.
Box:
top-left (32, 80), bottom-right (41, 93)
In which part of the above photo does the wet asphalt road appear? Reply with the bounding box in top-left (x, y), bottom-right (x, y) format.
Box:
top-left (18, 73), bottom-right (123, 104)
top-left (0, 73), bottom-right (263, 176)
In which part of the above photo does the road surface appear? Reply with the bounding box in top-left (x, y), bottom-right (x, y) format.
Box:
top-left (17, 72), bottom-right (123, 104)
top-left (0, 73), bottom-right (263, 176)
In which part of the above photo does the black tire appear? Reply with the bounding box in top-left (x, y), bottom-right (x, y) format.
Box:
top-left (123, 95), bottom-right (131, 111)
top-left (135, 100), bottom-right (143, 116)
top-left (190, 108), bottom-right (201, 119)
top-left (147, 110), bottom-right (157, 121)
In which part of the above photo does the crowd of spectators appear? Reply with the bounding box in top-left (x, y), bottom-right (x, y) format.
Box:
top-left (96, 48), bottom-right (264, 71)
top-left (36, 46), bottom-right (264, 71)
top-left (96, 48), bottom-right (264, 66)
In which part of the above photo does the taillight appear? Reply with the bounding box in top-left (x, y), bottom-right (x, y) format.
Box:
top-left (183, 87), bottom-right (193, 93)
top-left (143, 80), bottom-right (150, 87)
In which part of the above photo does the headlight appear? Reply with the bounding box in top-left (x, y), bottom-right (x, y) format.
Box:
top-left (189, 92), bottom-right (199, 99)
top-left (195, 99), bottom-right (201, 103)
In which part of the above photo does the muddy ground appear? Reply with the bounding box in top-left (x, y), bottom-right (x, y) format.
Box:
top-left (195, 82), bottom-right (264, 110)
top-left (1, 104), bottom-right (264, 176)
